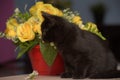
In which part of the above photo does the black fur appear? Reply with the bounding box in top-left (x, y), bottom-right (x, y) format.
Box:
top-left (41, 12), bottom-right (120, 79)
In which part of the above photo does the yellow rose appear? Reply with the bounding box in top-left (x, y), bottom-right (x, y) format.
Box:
top-left (5, 29), bottom-right (16, 39)
top-left (84, 22), bottom-right (98, 32)
top-left (72, 16), bottom-right (82, 25)
top-left (29, 1), bottom-right (63, 21)
top-left (17, 22), bottom-right (35, 42)
top-left (5, 18), bottom-right (19, 38)
top-left (27, 17), bottom-right (42, 35)
top-left (43, 3), bottom-right (63, 16)
top-left (29, 2), bottom-right (44, 15)
top-left (29, 1), bottom-right (63, 37)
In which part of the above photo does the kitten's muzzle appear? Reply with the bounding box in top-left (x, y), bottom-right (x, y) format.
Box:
top-left (41, 33), bottom-right (49, 42)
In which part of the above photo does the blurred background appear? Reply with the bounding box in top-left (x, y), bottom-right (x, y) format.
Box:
top-left (0, 0), bottom-right (120, 77)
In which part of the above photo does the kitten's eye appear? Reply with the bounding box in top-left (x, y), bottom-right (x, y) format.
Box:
top-left (43, 31), bottom-right (46, 35)
top-left (44, 28), bottom-right (49, 32)
top-left (42, 28), bottom-right (48, 35)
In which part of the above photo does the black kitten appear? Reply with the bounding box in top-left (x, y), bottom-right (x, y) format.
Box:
top-left (41, 12), bottom-right (120, 79)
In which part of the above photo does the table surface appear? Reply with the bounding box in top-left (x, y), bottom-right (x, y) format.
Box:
top-left (0, 74), bottom-right (120, 80)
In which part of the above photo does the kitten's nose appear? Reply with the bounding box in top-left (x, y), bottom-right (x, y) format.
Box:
top-left (41, 35), bottom-right (44, 41)
top-left (41, 33), bottom-right (46, 41)
top-left (42, 32), bottom-right (46, 38)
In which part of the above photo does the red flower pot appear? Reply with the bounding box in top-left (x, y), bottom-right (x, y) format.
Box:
top-left (29, 45), bottom-right (65, 75)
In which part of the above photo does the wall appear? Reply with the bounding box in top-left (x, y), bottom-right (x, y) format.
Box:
top-left (0, 0), bottom-right (16, 64)
top-left (71, 0), bottom-right (120, 25)
top-left (14, 0), bottom-right (120, 25)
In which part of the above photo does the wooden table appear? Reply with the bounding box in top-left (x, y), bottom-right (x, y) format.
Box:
top-left (0, 74), bottom-right (120, 80)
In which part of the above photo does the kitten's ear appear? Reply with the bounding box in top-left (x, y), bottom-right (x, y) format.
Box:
top-left (41, 11), bottom-right (55, 25)
top-left (41, 11), bottom-right (51, 19)
top-left (41, 11), bottom-right (55, 26)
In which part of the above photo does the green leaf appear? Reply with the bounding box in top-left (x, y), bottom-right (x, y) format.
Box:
top-left (16, 43), bottom-right (30, 59)
top-left (40, 41), bottom-right (58, 66)
top-left (16, 39), bottom-right (38, 59)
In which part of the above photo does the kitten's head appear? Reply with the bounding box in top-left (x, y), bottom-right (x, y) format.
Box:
top-left (41, 12), bottom-right (65, 43)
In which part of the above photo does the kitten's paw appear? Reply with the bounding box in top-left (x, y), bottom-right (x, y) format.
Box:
top-left (72, 75), bottom-right (80, 79)
top-left (72, 74), bottom-right (85, 79)
top-left (61, 72), bottom-right (72, 78)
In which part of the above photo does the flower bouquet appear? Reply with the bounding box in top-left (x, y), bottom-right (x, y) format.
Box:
top-left (0, 1), bottom-right (106, 75)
